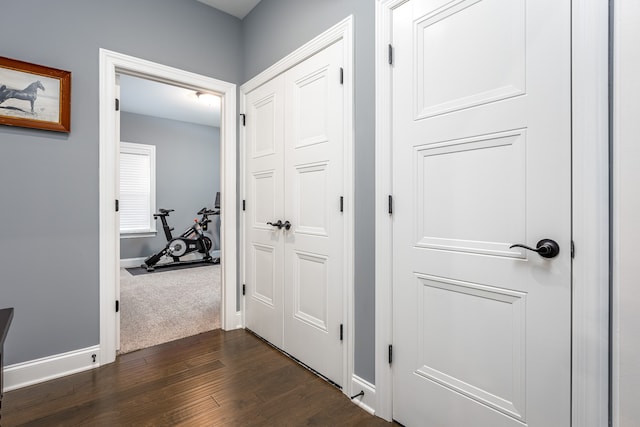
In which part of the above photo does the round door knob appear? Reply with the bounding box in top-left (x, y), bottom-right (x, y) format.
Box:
top-left (509, 239), bottom-right (560, 259)
top-left (283, 221), bottom-right (291, 230)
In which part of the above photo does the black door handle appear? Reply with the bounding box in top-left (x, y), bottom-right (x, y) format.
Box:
top-left (266, 220), bottom-right (291, 230)
top-left (509, 239), bottom-right (560, 258)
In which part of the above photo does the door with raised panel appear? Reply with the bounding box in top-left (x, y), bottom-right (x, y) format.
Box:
top-left (283, 40), bottom-right (344, 385)
top-left (244, 74), bottom-right (285, 348)
top-left (244, 41), bottom-right (345, 385)
top-left (391, 0), bottom-right (571, 426)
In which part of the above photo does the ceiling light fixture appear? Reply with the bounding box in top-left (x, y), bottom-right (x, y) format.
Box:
top-left (195, 91), bottom-right (219, 107)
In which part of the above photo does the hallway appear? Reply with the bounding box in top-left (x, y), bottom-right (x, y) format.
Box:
top-left (3, 329), bottom-right (391, 426)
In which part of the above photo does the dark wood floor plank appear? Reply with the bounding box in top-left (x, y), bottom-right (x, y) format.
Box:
top-left (3, 329), bottom-right (394, 426)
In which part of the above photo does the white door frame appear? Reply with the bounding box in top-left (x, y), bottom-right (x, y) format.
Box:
top-left (374, 0), bottom-right (610, 425)
top-left (239, 16), bottom-right (355, 395)
top-left (98, 49), bottom-right (238, 365)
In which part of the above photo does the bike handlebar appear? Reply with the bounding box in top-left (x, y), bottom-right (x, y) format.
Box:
top-left (197, 207), bottom-right (219, 216)
top-left (155, 207), bottom-right (217, 222)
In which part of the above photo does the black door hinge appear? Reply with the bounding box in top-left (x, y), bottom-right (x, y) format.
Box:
top-left (388, 195), bottom-right (393, 215)
top-left (115, 300), bottom-right (120, 313)
top-left (571, 241), bottom-right (575, 258)
top-left (340, 67), bottom-right (344, 85)
top-left (340, 196), bottom-right (344, 213)
top-left (388, 44), bottom-right (393, 65)
top-left (388, 344), bottom-right (393, 364)
top-left (242, 284), bottom-right (246, 296)
top-left (115, 199), bottom-right (119, 212)
top-left (240, 113), bottom-right (246, 126)
top-left (340, 324), bottom-right (344, 341)
top-left (115, 98), bottom-right (120, 111)
top-left (242, 200), bottom-right (246, 211)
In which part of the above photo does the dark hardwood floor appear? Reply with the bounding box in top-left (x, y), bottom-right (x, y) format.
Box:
top-left (2, 329), bottom-right (393, 426)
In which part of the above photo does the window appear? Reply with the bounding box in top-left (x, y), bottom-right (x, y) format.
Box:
top-left (119, 141), bottom-right (156, 236)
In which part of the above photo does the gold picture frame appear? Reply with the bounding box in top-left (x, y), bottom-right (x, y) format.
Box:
top-left (0, 56), bottom-right (71, 132)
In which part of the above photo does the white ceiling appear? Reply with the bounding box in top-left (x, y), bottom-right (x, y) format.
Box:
top-left (120, 1), bottom-right (263, 126)
top-left (119, 74), bottom-right (221, 128)
top-left (196, 0), bottom-right (262, 19)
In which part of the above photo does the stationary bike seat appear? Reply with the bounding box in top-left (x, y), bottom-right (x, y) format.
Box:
top-left (157, 208), bottom-right (175, 215)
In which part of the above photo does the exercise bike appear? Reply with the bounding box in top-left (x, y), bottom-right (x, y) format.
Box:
top-left (141, 206), bottom-right (219, 272)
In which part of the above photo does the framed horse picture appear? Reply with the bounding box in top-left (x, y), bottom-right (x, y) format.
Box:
top-left (0, 57), bottom-right (71, 132)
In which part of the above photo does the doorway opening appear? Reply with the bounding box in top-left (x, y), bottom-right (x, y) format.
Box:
top-left (99, 49), bottom-right (238, 365)
top-left (117, 74), bottom-right (222, 354)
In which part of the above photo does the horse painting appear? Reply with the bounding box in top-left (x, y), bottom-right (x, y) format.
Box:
top-left (0, 80), bottom-right (46, 113)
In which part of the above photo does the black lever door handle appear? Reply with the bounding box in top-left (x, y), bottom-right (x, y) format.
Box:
top-left (267, 220), bottom-right (284, 229)
top-left (283, 221), bottom-right (291, 230)
top-left (509, 239), bottom-right (560, 259)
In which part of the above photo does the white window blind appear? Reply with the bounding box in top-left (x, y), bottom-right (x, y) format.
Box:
top-left (120, 142), bottom-right (156, 235)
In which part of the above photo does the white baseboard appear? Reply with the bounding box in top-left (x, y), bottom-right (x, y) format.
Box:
top-left (351, 374), bottom-right (376, 415)
top-left (223, 311), bottom-right (243, 331)
top-left (3, 345), bottom-right (100, 392)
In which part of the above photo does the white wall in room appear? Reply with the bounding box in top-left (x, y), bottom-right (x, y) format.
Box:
top-left (614, 1), bottom-right (640, 425)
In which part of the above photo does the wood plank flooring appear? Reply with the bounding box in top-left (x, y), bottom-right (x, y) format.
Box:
top-left (2, 329), bottom-right (393, 426)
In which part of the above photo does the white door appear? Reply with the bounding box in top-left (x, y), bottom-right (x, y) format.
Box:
top-left (283, 40), bottom-right (345, 385)
top-left (391, 1), bottom-right (571, 426)
top-left (244, 74), bottom-right (286, 348)
top-left (244, 41), bottom-right (345, 385)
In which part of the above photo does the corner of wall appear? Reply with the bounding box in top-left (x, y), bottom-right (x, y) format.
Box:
top-left (350, 374), bottom-right (377, 415)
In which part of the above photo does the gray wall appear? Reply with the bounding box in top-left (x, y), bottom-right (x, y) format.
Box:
top-left (243, 0), bottom-right (376, 383)
top-left (119, 112), bottom-right (220, 259)
top-left (0, 0), bottom-right (242, 365)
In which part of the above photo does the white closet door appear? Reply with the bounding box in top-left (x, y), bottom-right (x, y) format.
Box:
top-left (283, 40), bottom-right (345, 385)
top-left (244, 75), bottom-right (286, 348)
top-left (391, 0), bottom-right (572, 425)
top-left (244, 40), bottom-right (346, 386)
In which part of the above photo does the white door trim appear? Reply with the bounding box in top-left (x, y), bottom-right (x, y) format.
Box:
top-left (374, 0), bottom-right (609, 424)
top-left (612, 2), bottom-right (640, 425)
top-left (240, 15), bottom-right (355, 395)
top-left (98, 49), bottom-right (238, 365)
top-left (570, 1), bottom-right (610, 426)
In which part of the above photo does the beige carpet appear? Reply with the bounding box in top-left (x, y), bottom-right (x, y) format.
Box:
top-left (119, 264), bottom-right (221, 354)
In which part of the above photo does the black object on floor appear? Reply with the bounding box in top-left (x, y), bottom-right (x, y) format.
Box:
top-left (1, 307), bottom-right (14, 414)
top-left (126, 258), bottom-right (219, 276)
